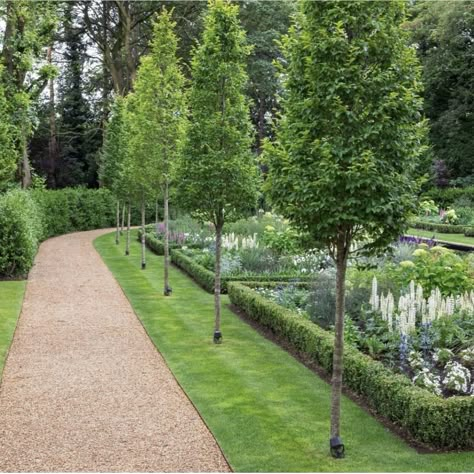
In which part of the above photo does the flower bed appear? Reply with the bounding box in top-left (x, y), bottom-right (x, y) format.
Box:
top-left (227, 281), bottom-right (474, 449)
top-left (249, 246), bottom-right (474, 399)
top-left (170, 249), bottom-right (314, 293)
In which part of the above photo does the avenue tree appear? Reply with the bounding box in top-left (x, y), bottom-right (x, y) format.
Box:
top-left (265, 0), bottom-right (426, 457)
top-left (98, 96), bottom-right (128, 246)
top-left (176, 0), bottom-right (258, 343)
top-left (130, 9), bottom-right (187, 295)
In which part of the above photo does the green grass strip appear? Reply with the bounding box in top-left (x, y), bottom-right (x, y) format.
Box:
top-left (0, 280), bottom-right (26, 376)
top-left (408, 228), bottom-right (474, 247)
top-left (95, 231), bottom-right (474, 472)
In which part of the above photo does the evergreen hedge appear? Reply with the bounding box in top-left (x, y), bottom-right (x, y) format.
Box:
top-left (410, 220), bottom-right (473, 235)
top-left (0, 187), bottom-right (116, 277)
top-left (32, 188), bottom-right (115, 239)
top-left (227, 281), bottom-right (474, 450)
top-left (0, 190), bottom-right (43, 277)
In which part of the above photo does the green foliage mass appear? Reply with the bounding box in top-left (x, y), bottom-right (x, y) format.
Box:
top-left (265, 0), bottom-right (427, 253)
top-left (0, 70), bottom-right (18, 191)
top-left (176, 0), bottom-right (258, 227)
top-left (0, 190), bottom-right (43, 276)
top-left (0, 188), bottom-right (116, 277)
top-left (408, 0), bottom-right (474, 182)
top-left (99, 97), bottom-right (128, 196)
top-left (126, 9), bottom-right (187, 198)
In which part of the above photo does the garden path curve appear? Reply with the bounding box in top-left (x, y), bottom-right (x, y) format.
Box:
top-left (0, 229), bottom-right (230, 472)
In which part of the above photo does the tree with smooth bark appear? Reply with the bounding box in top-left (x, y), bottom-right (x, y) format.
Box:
top-left (98, 96), bottom-right (128, 246)
top-left (131, 8), bottom-right (187, 295)
top-left (176, 0), bottom-right (258, 343)
top-left (264, 0), bottom-right (426, 457)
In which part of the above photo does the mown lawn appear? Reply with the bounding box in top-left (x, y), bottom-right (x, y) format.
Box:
top-left (408, 228), bottom-right (474, 247)
top-left (95, 231), bottom-right (474, 472)
top-left (0, 281), bottom-right (26, 376)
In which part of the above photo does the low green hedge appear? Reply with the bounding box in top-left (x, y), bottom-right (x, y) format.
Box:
top-left (170, 249), bottom-right (314, 294)
top-left (410, 220), bottom-right (472, 234)
top-left (139, 230), bottom-right (182, 256)
top-left (464, 228), bottom-right (474, 237)
top-left (171, 249), bottom-right (216, 292)
top-left (227, 282), bottom-right (474, 450)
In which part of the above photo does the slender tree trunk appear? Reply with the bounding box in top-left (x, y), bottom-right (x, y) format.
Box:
top-left (155, 198), bottom-right (159, 226)
top-left (141, 195), bottom-right (146, 270)
top-left (121, 202), bottom-right (125, 235)
top-left (21, 136), bottom-right (32, 188)
top-left (329, 231), bottom-right (349, 458)
top-left (213, 221), bottom-right (223, 343)
top-left (115, 200), bottom-right (120, 244)
top-left (163, 181), bottom-right (170, 296)
top-left (47, 45), bottom-right (58, 188)
top-left (125, 201), bottom-right (131, 256)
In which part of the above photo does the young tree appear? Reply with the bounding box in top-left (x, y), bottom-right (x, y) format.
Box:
top-left (176, 0), bottom-right (258, 342)
top-left (130, 8), bottom-right (187, 295)
top-left (265, 0), bottom-right (426, 457)
top-left (98, 96), bottom-right (128, 245)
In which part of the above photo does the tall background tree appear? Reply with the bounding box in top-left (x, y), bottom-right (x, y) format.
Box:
top-left (176, 0), bottom-right (258, 343)
top-left (0, 0), bottom-right (58, 188)
top-left (0, 65), bottom-right (17, 191)
top-left (408, 0), bottom-right (474, 186)
top-left (56, 1), bottom-right (98, 188)
top-left (265, 0), bottom-right (426, 457)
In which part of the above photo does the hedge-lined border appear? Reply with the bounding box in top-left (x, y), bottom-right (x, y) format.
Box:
top-left (170, 249), bottom-right (314, 293)
top-left (411, 220), bottom-right (474, 237)
top-left (227, 281), bottom-right (474, 450)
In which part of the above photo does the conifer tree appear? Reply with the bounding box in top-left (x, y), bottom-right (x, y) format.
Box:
top-left (176, 0), bottom-right (258, 343)
top-left (265, 0), bottom-right (426, 456)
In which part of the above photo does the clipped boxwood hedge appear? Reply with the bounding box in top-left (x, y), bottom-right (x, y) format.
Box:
top-left (170, 249), bottom-right (314, 293)
top-left (227, 281), bottom-right (474, 450)
top-left (464, 228), bottom-right (474, 237)
top-left (410, 220), bottom-right (472, 234)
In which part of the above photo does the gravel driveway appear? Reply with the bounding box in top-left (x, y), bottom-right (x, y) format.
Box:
top-left (0, 229), bottom-right (230, 472)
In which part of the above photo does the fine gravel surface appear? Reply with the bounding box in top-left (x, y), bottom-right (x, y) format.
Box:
top-left (0, 229), bottom-right (230, 473)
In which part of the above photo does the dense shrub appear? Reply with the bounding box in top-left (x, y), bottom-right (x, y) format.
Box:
top-left (423, 186), bottom-right (474, 207)
top-left (31, 188), bottom-right (116, 239)
top-left (0, 187), bottom-right (118, 277)
top-left (0, 190), bottom-right (43, 277)
top-left (227, 282), bottom-right (474, 449)
top-left (410, 220), bottom-right (472, 234)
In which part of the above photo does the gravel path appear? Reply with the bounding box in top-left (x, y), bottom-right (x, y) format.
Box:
top-left (0, 229), bottom-right (230, 472)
